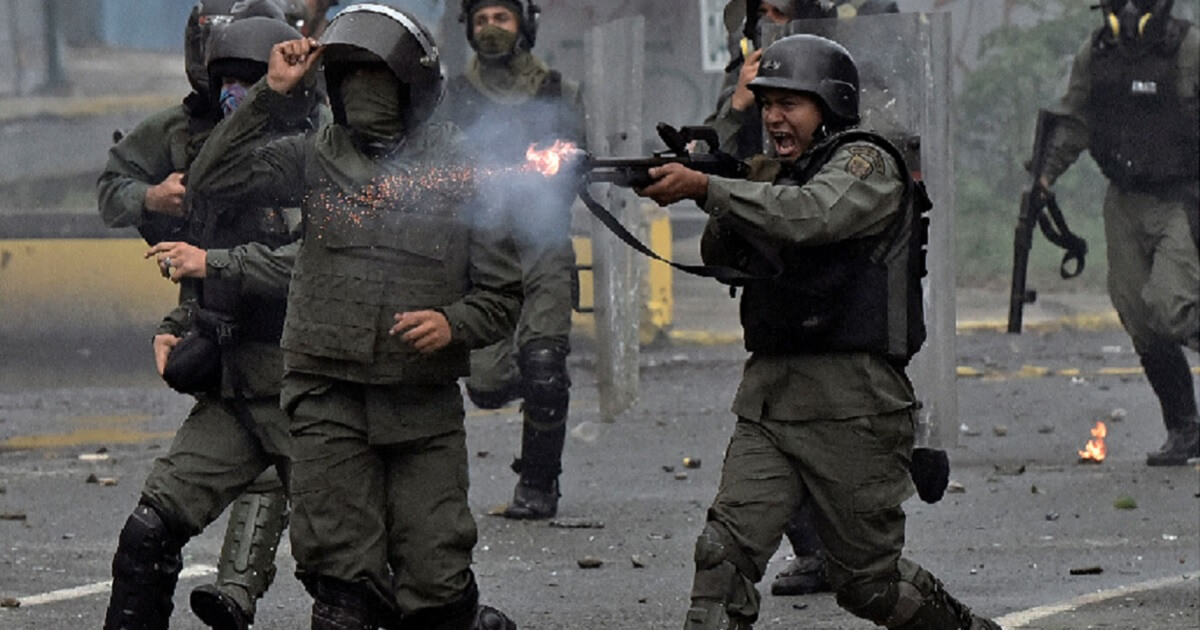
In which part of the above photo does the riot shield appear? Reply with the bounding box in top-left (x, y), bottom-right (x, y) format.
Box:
top-left (759, 12), bottom-right (957, 450)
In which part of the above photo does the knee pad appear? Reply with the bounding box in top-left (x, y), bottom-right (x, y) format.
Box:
top-left (113, 503), bottom-right (186, 581)
top-left (836, 580), bottom-right (901, 625)
top-left (518, 341), bottom-right (570, 429)
top-left (837, 560), bottom-right (950, 628)
top-left (694, 522), bottom-right (734, 570)
top-left (104, 504), bottom-right (188, 630)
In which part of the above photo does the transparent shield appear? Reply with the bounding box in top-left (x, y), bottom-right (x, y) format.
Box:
top-left (759, 12), bottom-right (928, 142)
top-left (760, 12), bottom-right (957, 448)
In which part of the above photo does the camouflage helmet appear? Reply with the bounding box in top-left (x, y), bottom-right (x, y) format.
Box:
top-left (749, 34), bottom-right (860, 125)
top-left (459, 0), bottom-right (541, 52)
top-left (320, 3), bottom-right (444, 129)
top-left (184, 0), bottom-right (240, 94)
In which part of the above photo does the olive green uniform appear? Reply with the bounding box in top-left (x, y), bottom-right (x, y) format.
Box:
top-left (98, 106), bottom-right (199, 231)
top-left (142, 237), bottom-right (298, 532)
top-left (1043, 23), bottom-right (1199, 456)
top-left (97, 92), bottom-right (293, 596)
top-left (691, 142), bottom-right (940, 625)
top-left (438, 46), bottom-right (586, 515)
top-left (1044, 26), bottom-right (1199, 350)
top-left (188, 79), bottom-right (523, 616)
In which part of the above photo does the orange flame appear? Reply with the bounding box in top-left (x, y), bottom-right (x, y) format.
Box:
top-left (524, 140), bottom-right (579, 177)
top-left (1078, 421), bottom-right (1107, 462)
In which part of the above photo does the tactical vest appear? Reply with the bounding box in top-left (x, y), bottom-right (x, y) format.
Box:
top-left (442, 70), bottom-right (581, 164)
top-left (184, 101), bottom-right (316, 346)
top-left (1088, 20), bottom-right (1198, 190)
top-left (280, 134), bottom-right (480, 383)
top-left (185, 196), bottom-right (295, 344)
top-left (738, 130), bottom-right (929, 363)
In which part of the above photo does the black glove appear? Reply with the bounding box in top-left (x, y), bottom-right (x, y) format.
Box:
top-left (909, 447), bottom-right (950, 504)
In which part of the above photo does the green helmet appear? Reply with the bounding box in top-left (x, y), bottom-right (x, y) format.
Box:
top-left (748, 34), bottom-right (860, 125)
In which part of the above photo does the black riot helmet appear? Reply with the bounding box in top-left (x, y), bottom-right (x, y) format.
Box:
top-left (459, 0), bottom-right (541, 53)
top-left (748, 34), bottom-right (860, 126)
top-left (264, 0), bottom-right (310, 31)
top-left (206, 16), bottom-right (301, 88)
top-left (319, 3), bottom-right (444, 130)
top-left (184, 0), bottom-right (241, 95)
top-left (229, 0), bottom-right (307, 29)
top-left (1102, 0), bottom-right (1176, 42)
top-left (856, 0), bottom-right (899, 15)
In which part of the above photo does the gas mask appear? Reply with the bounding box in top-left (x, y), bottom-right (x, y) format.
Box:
top-left (1107, 0), bottom-right (1165, 42)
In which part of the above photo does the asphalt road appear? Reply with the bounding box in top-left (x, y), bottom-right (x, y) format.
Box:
top-left (1, 321), bottom-right (1198, 629)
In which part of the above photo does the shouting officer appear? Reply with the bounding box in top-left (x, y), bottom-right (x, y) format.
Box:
top-left (705, 0), bottom-right (903, 599)
top-left (635, 35), bottom-right (1000, 630)
top-left (438, 0), bottom-right (586, 520)
top-left (186, 5), bottom-right (522, 628)
top-left (1039, 0), bottom-right (1199, 465)
top-left (101, 16), bottom-right (319, 630)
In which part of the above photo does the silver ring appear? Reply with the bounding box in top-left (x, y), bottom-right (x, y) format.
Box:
top-left (163, 257), bottom-right (172, 268)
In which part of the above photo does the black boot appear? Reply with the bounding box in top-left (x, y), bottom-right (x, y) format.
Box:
top-left (1146, 417), bottom-right (1200, 466)
top-left (310, 578), bottom-right (380, 630)
top-left (1140, 346), bottom-right (1200, 466)
top-left (769, 554), bottom-right (830, 596)
top-left (501, 476), bottom-right (560, 520)
top-left (103, 503), bottom-right (187, 630)
top-left (191, 484), bottom-right (289, 629)
top-left (770, 501), bottom-right (830, 596)
top-left (397, 578), bottom-right (516, 630)
top-left (472, 605), bottom-right (518, 630)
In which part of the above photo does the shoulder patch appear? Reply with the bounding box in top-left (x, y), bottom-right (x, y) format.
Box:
top-left (845, 145), bottom-right (886, 180)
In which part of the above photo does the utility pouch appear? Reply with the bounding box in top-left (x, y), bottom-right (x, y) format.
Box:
top-left (162, 309), bottom-right (235, 395)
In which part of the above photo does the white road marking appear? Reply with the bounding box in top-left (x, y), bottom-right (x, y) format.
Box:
top-left (17, 564), bottom-right (216, 607)
top-left (995, 572), bottom-right (1198, 628)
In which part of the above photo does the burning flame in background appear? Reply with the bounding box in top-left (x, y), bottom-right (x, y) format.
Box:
top-left (1078, 421), bottom-right (1107, 462)
top-left (524, 140), bottom-right (580, 177)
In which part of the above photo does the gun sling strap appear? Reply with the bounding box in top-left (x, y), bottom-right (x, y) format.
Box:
top-left (575, 182), bottom-right (782, 284)
top-left (1038, 192), bottom-right (1088, 279)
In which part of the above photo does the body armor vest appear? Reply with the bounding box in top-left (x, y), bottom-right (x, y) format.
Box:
top-left (442, 70), bottom-right (579, 164)
top-left (738, 130), bottom-right (929, 363)
top-left (186, 196), bottom-right (294, 344)
top-left (1088, 20), bottom-right (1197, 190)
top-left (280, 129), bottom-right (479, 382)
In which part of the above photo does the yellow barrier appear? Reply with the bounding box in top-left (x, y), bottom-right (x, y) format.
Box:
top-left (570, 207), bottom-right (674, 344)
top-left (0, 239), bottom-right (178, 335)
top-left (1, 212), bottom-right (675, 341)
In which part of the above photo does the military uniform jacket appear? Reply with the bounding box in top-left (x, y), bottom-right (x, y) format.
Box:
top-left (701, 139), bottom-right (916, 421)
top-left (97, 96), bottom-right (219, 244)
top-left (188, 80), bottom-right (523, 385)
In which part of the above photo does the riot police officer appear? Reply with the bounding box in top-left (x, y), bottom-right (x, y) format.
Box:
top-left (1039, 0), bottom-right (1199, 466)
top-left (101, 16), bottom-right (318, 630)
top-left (438, 0), bottom-right (586, 521)
top-left (704, 0), bottom-right (904, 599)
top-left (186, 5), bottom-right (522, 628)
top-left (636, 35), bottom-right (1000, 630)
